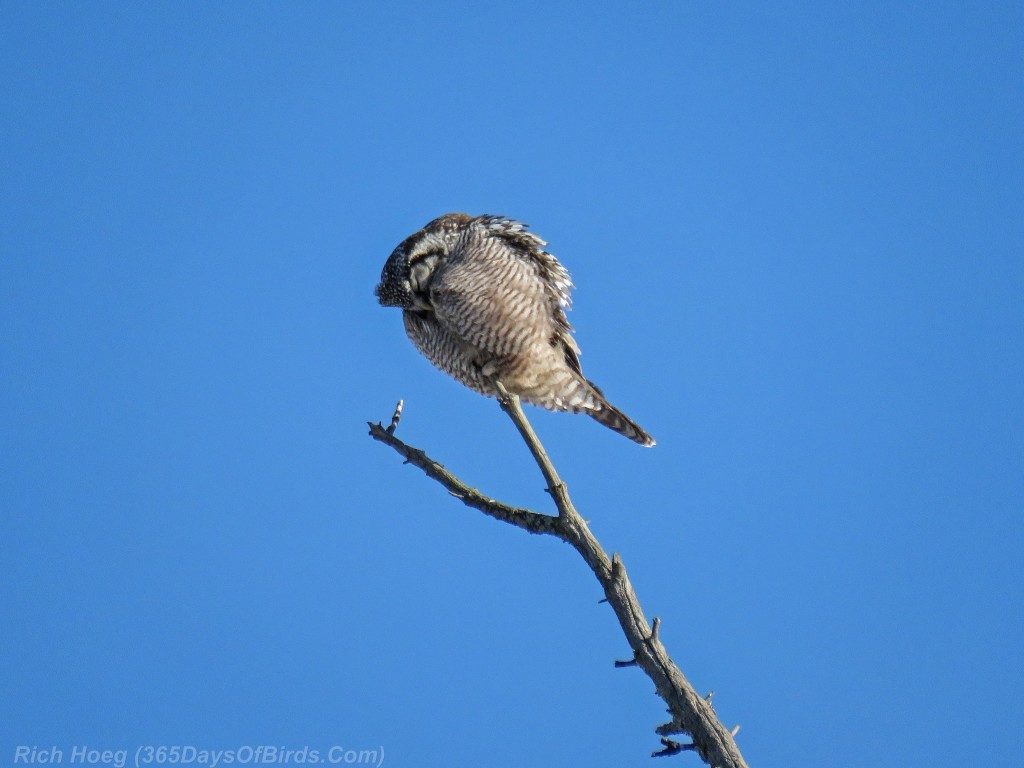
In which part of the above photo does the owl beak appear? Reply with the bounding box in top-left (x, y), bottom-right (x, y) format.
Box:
top-left (410, 294), bottom-right (433, 312)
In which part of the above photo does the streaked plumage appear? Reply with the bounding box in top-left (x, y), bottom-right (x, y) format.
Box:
top-left (375, 213), bottom-right (654, 446)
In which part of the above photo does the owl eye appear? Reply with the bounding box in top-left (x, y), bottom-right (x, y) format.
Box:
top-left (408, 251), bottom-right (442, 295)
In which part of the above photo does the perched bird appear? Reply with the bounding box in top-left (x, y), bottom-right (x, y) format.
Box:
top-left (375, 213), bottom-right (655, 446)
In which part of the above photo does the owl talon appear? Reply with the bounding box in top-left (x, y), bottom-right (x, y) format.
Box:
top-left (489, 376), bottom-right (516, 405)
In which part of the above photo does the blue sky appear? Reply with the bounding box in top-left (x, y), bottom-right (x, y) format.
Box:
top-left (2, 2), bottom-right (1021, 766)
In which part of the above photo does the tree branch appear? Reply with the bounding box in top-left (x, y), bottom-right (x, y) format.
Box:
top-left (367, 398), bottom-right (749, 767)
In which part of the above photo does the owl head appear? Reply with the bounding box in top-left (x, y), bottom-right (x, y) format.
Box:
top-left (375, 213), bottom-right (474, 310)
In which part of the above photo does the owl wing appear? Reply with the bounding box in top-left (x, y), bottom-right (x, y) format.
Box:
top-left (429, 218), bottom-right (581, 371)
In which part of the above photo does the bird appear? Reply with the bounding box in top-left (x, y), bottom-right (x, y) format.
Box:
top-left (375, 213), bottom-right (655, 446)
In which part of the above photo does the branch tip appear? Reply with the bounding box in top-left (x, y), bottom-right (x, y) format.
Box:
top-left (386, 399), bottom-right (404, 434)
top-left (656, 720), bottom-right (689, 736)
top-left (650, 616), bottom-right (661, 643)
top-left (652, 738), bottom-right (696, 758)
top-left (611, 552), bottom-right (624, 577)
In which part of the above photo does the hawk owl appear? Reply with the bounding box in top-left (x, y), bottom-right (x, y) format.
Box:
top-left (375, 213), bottom-right (655, 446)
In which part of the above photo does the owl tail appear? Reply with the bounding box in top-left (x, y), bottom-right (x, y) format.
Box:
top-left (587, 400), bottom-right (656, 447)
top-left (578, 379), bottom-right (655, 447)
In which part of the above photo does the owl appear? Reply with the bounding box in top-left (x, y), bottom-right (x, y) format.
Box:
top-left (375, 213), bottom-right (655, 446)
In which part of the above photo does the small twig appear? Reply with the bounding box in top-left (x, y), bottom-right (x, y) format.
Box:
top-left (656, 719), bottom-right (690, 736)
top-left (653, 738), bottom-right (698, 758)
top-left (386, 399), bottom-right (404, 434)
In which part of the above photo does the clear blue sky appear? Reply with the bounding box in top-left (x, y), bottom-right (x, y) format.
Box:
top-left (2, 2), bottom-right (1021, 766)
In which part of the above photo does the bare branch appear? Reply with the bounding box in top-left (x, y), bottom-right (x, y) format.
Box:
top-left (367, 399), bottom-right (748, 767)
top-left (492, 380), bottom-right (575, 518)
top-left (367, 418), bottom-right (560, 537)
